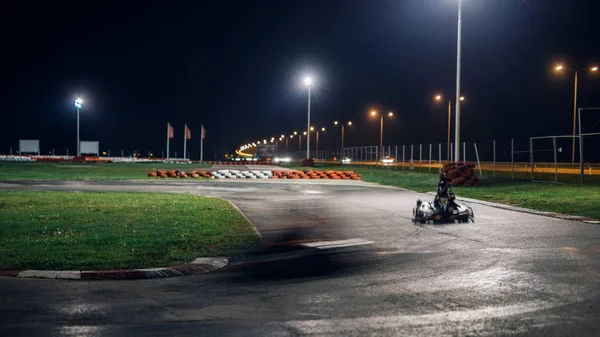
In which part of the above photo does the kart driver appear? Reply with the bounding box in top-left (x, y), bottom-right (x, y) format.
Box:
top-left (434, 173), bottom-right (456, 211)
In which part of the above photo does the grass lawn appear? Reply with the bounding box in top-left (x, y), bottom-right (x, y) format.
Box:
top-left (0, 191), bottom-right (261, 270)
top-left (286, 164), bottom-right (600, 220)
top-left (0, 162), bottom-right (211, 181)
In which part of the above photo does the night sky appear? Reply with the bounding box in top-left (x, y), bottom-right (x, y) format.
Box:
top-left (2, 0), bottom-right (599, 159)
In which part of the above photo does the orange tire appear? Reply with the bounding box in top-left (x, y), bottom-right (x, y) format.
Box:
top-left (342, 176), bottom-right (350, 180)
top-left (324, 170), bottom-right (334, 175)
top-left (331, 176), bottom-right (340, 179)
top-left (321, 176), bottom-right (329, 179)
top-left (343, 171), bottom-right (354, 175)
top-left (351, 177), bottom-right (361, 180)
top-left (310, 176), bottom-right (320, 179)
top-left (270, 176), bottom-right (279, 179)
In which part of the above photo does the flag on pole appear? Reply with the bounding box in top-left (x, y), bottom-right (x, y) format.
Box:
top-left (185, 124), bottom-right (191, 139)
top-left (201, 124), bottom-right (206, 139)
top-left (168, 123), bottom-right (174, 139)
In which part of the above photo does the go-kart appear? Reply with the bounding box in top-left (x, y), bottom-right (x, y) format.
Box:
top-left (412, 195), bottom-right (474, 224)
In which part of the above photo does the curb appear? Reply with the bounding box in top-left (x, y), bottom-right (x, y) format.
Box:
top-left (426, 192), bottom-right (598, 223)
top-left (0, 257), bottom-right (228, 281)
top-left (225, 199), bottom-right (263, 239)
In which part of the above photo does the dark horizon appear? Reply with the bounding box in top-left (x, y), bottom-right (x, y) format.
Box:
top-left (2, 0), bottom-right (599, 159)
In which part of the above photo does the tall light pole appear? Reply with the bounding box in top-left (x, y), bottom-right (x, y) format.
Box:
top-left (310, 126), bottom-right (326, 159)
top-left (436, 94), bottom-right (464, 161)
top-left (370, 111), bottom-right (393, 164)
top-left (334, 121), bottom-right (352, 158)
top-left (554, 64), bottom-right (598, 166)
top-left (299, 131), bottom-right (307, 153)
top-left (317, 127), bottom-right (325, 159)
top-left (304, 77), bottom-right (313, 159)
top-left (454, 0), bottom-right (463, 162)
top-left (74, 98), bottom-right (83, 156)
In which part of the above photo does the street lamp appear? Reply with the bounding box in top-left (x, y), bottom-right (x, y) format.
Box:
top-left (74, 98), bottom-right (83, 156)
top-left (370, 110), bottom-right (394, 165)
top-left (554, 63), bottom-right (599, 165)
top-left (310, 126), bottom-right (326, 159)
top-left (435, 94), bottom-right (465, 161)
top-left (334, 121), bottom-right (352, 158)
top-left (304, 76), bottom-right (313, 159)
top-left (454, 0), bottom-right (463, 162)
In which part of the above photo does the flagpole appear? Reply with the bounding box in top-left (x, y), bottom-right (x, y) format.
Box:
top-left (166, 122), bottom-right (170, 159)
top-left (200, 124), bottom-right (205, 162)
top-left (183, 124), bottom-right (187, 159)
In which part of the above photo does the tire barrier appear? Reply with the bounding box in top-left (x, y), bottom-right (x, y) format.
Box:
top-left (204, 161), bottom-right (280, 166)
top-left (442, 162), bottom-right (480, 187)
top-left (147, 169), bottom-right (362, 180)
top-left (300, 158), bottom-right (316, 167)
top-left (0, 155), bottom-right (36, 162)
top-left (269, 169), bottom-right (361, 180)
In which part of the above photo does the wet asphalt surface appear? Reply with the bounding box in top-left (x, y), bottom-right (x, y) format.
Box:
top-left (1, 179), bottom-right (599, 336)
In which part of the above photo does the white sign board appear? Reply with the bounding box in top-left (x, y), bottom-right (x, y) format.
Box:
top-left (80, 141), bottom-right (99, 155)
top-left (19, 140), bottom-right (40, 154)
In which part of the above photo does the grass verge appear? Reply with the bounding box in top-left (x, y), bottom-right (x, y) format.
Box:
top-left (0, 191), bottom-right (261, 270)
top-left (287, 164), bottom-right (600, 220)
top-left (0, 162), bottom-right (211, 181)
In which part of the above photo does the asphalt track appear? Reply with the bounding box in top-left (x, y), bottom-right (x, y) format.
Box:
top-left (1, 179), bottom-right (599, 336)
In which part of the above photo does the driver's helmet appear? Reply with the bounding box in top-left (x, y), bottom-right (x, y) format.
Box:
top-left (437, 179), bottom-right (448, 194)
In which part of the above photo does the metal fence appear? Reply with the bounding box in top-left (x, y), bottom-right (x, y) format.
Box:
top-left (298, 137), bottom-right (600, 185)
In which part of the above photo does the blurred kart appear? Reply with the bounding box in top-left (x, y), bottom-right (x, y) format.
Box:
top-left (412, 196), bottom-right (474, 224)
